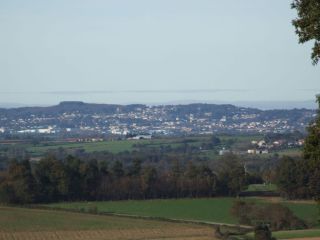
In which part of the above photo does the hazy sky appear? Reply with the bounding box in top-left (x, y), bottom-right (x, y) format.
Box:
top-left (0, 0), bottom-right (319, 105)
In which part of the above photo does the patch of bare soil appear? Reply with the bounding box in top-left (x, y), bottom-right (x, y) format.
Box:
top-left (254, 197), bottom-right (316, 204)
top-left (0, 227), bottom-right (216, 240)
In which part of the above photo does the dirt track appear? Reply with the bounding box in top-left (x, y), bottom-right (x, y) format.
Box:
top-left (254, 197), bottom-right (316, 205)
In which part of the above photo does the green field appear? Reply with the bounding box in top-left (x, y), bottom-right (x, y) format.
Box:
top-left (284, 202), bottom-right (320, 227)
top-left (273, 229), bottom-right (320, 239)
top-left (21, 134), bottom-right (264, 157)
top-left (26, 140), bottom-right (139, 155)
top-left (245, 184), bottom-right (278, 192)
top-left (246, 229), bottom-right (320, 239)
top-left (48, 197), bottom-right (320, 228)
top-left (277, 148), bottom-right (302, 157)
top-left (2, 134), bottom-right (302, 160)
top-left (48, 198), bottom-right (238, 224)
top-left (25, 137), bottom-right (210, 156)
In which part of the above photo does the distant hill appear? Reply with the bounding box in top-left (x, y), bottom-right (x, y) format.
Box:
top-left (0, 101), bottom-right (316, 135)
top-left (149, 100), bottom-right (317, 110)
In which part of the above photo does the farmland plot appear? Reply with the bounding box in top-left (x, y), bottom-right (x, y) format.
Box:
top-left (0, 207), bottom-right (214, 240)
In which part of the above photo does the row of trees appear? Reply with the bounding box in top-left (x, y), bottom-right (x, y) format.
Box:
top-left (0, 155), bottom-right (248, 204)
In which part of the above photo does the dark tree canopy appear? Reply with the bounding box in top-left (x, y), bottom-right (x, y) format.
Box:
top-left (292, 0), bottom-right (320, 65)
top-left (303, 95), bottom-right (320, 199)
top-left (276, 96), bottom-right (320, 199)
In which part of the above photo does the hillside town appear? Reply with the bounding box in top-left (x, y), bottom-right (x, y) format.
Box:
top-left (0, 102), bottom-right (316, 137)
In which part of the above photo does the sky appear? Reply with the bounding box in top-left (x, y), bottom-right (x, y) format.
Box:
top-left (0, 0), bottom-right (319, 107)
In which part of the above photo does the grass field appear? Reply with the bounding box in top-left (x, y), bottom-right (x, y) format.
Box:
top-left (2, 134), bottom-right (302, 160)
top-left (21, 134), bottom-right (262, 156)
top-left (26, 140), bottom-right (139, 155)
top-left (273, 229), bottom-right (320, 239)
top-left (25, 137), bottom-right (209, 156)
top-left (277, 148), bottom-right (302, 157)
top-left (284, 202), bottom-right (320, 228)
top-left (245, 184), bottom-right (278, 192)
top-left (0, 206), bottom-right (214, 240)
top-left (48, 197), bottom-right (320, 228)
top-left (48, 198), bottom-right (238, 225)
top-left (246, 229), bottom-right (320, 239)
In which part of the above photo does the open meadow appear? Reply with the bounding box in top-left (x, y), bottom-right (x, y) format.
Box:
top-left (48, 198), bottom-right (238, 224)
top-left (245, 229), bottom-right (320, 240)
top-left (24, 137), bottom-right (203, 156)
top-left (0, 206), bottom-right (214, 240)
top-left (48, 197), bottom-right (319, 227)
top-left (24, 135), bottom-right (219, 156)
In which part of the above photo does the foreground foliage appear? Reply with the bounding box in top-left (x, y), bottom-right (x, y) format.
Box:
top-left (231, 201), bottom-right (306, 231)
top-left (292, 0), bottom-right (320, 65)
top-left (277, 96), bottom-right (320, 200)
top-left (254, 224), bottom-right (275, 240)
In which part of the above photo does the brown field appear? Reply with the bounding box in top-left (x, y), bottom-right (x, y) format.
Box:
top-left (0, 207), bottom-right (215, 240)
top-left (0, 229), bottom-right (214, 240)
top-left (254, 197), bottom-right (317, 205)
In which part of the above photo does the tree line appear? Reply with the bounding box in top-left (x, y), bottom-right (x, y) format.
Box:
top-left (0, 155), bottom-right (249, 204)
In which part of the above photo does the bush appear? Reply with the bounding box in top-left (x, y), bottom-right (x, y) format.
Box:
top-left (231, 201), bottom-right (307, 231)
top-left (254, 224), bottom-right (275, 240)
top-left (87, 205), bottom-right (98, 214)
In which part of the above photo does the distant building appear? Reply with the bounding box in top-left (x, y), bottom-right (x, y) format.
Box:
top-left (219, 148), bottom-right (231, 155)
top-left (298, 139), bottom-right (305, 146)
top-left (257, 140), bottom-right (267, 147)
top-left (247, 149), bottom-right (269, 155)
top-left (247, 149), bottom-right (256, 154)
top-left (258, 149), bottom-right (269, 154)
top-left (129, 134), bottom-right (152, 140)
top-left (37, 127), bottom-right (54, 134)
top-left (77, 138), bottom-right (104, 142)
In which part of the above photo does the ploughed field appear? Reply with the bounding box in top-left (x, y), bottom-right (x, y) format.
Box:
top-left (0, 206), bottom-right (214, 240)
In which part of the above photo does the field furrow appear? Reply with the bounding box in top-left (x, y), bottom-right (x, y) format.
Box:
top-left (0, 229), bottom-right (214, 240)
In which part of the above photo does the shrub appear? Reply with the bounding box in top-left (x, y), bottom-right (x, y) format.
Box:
top-left (231, 201), bottom-right (307, 231)
top-left (87, 205), bottom-right (98, 214)
top-left (254, 224), bottom-right (276, 240)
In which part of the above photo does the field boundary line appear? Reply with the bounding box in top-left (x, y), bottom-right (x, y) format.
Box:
top-left (17, 204), bottom-right (253, 232)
